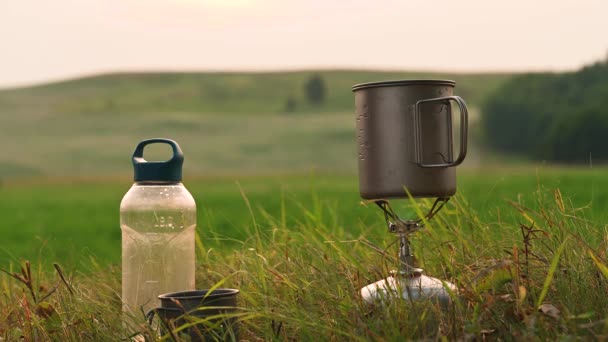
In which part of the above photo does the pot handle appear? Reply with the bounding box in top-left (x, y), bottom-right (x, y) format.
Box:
top-left (414, 96), bottom-right (468, 168)
top-left (146, 307), bottom-right (183, 325)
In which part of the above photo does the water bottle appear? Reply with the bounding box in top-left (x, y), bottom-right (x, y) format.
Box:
top-left (120, 138), bottom-right (196, 316)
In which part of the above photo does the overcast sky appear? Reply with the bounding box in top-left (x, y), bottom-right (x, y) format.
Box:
top-left (1, 0), bottom-right (606, 87)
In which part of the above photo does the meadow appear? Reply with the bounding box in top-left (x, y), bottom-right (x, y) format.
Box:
top-left (1, 167), bottom-right (607, 270)
top-left (1, 71), bottom-right (607, 340)
top-left (2, 169), bottom-right (608, 340)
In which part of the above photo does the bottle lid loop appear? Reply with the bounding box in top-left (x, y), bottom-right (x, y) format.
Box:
top-left (132, 138), bottom-right (184, 182)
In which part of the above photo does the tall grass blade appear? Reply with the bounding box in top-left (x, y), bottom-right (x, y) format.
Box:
top-left (536, 237), bottom-right (568, 307)
top-left (588, 251), bottom-right (608, 279)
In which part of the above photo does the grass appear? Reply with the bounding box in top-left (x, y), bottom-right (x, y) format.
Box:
top-left (1, 171), bottom-right (607, 340)
top-left (2, 167), bottom-right (607, 269)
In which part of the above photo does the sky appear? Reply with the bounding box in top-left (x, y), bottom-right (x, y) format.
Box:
top-left (0, 0), bottom-right (607, 88)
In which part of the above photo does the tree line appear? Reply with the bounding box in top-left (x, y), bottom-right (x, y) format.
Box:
top-left (481, 58), bottom-right (608, 163)
top-left (283, 74), bottom-right (326, 113)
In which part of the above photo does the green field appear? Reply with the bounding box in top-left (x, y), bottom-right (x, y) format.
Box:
top-left (2, 169), bottom-right (608, 340)
top-left (2, 167), bottom-right (606, 269)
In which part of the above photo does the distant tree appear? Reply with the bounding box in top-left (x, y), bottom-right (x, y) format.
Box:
top-left (283, 96), bottom-right (297, 113)
top-left (304, 74), bottom-right (326, 105)
top-left (539, 104), bottom-right (608, 163)
top-left (481, 58), bottom-right (608, 163)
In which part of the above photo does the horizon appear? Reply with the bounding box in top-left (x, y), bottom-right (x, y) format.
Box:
top-left (0, 66), bottom-right (574, 91)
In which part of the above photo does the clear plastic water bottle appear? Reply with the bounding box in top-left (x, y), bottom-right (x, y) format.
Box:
top-left (120, 139), bottom-right (196, 317)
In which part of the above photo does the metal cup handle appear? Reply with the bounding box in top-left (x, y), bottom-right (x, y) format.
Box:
top-left (146, 307), bottom-right (160, 324)
top-left (146, 307), bottom-right (183, 325)
top-left (414, 95), bottom-right (468, 168)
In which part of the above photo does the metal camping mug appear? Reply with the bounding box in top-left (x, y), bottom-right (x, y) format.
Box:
top-left (352, 80), bottom-right (468, 199)
top-left (146, 289), bottom-right (240, 341)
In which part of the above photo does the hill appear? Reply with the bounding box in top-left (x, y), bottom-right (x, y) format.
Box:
top-left (0, 70), bottom-right (513, 179)
top-left (0, 70), bottom-right (511, 115)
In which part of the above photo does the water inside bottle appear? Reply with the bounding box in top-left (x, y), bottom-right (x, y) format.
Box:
top-left (121, 224), bottom-right (195, 315)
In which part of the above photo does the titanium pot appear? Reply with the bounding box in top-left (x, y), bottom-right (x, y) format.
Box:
top-left (352, 80), bottom-right (468, 199)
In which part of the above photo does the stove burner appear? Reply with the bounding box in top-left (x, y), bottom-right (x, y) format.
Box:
top-left (361, 197), bottom-right (457, 306)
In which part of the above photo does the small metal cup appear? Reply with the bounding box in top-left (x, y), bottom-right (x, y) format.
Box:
top-left (146, 289), bottom-right (239, 341)
top-left (353, 80), bottom-right (468, 199)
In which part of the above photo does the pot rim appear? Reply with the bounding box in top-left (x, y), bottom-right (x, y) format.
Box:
top-left (158, 288), bottom-right (240, 301)
top-left (352, 79), bottom-right (456, 92)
